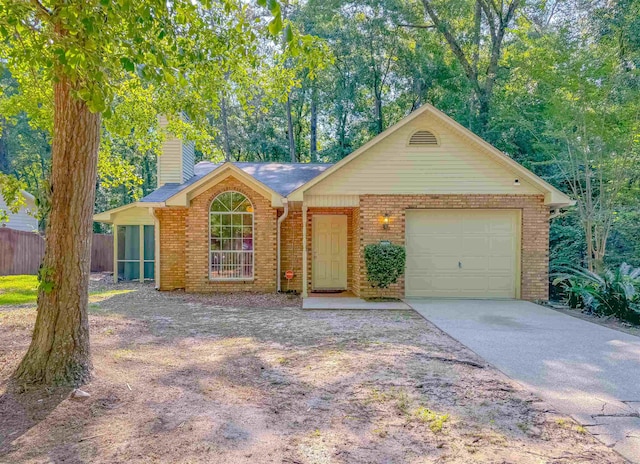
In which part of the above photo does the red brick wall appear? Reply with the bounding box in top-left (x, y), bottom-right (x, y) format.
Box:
top-left (279, 205), bottom-right (303, 293)
top-left (156, 207), bottom-right (187, 290)
top-left (156, 189), bottom-right (549, 301)
top-left (183, 176), bottom-right (277, 293)
top-left (351, 207), bottom-right (361, 297)
top-left (357, 194), bottom-right (549, 301)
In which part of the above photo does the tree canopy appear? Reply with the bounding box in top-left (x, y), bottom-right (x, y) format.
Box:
top-left (0, 0), bottom-right (326, 386)
top-left (1, 0), bottom-right (640, 292)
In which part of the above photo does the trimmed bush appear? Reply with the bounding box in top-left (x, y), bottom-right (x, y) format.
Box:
top-left (364, 242), bottom-right (406, 289)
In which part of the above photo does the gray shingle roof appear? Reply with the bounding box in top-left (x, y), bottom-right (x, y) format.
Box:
top-left (140, 161), bottom-right (333, 202)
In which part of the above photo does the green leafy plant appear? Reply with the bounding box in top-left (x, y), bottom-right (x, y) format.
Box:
top-left (413, 406), bottom-right (450, 433)
top-left (553, 263), bottom-right (640, 324)
top-left (364, 243), bottom-right (406, 289)
top-left (37, 266), bottom-right (55, 294)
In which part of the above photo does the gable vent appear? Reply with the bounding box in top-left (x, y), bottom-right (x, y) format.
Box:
top-left (409, 130), bottom-right (438, 146)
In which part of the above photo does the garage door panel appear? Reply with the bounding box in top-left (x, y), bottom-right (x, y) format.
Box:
top-left (459, 236), bottom-right (490, 255)
top-left (489, 256), bottom-right (515, 271)
top-left (488, 276), bottom-right (515, 291)
top-left (406, 217), bottom-right (461, 235)
top-left (428, 275), bottom-right (462, 291)
top-left (407, 256), bottom-right (458, 271)
top-left (458, 275), bottom-right (494, 290)
top-left (406, 274), bottom-right (460, 293)
top-left (460, 256), bottom-right (489, 271)
top-left (461, 215), bottom-right (492, 234)
top-left (489, 236), bottom-right (516, 254)
top-left (490, 216), bottom-right (517, 234)
top-left (407, 235), bottom-right (459, 254)
top-left (405, 210), bottom-right (519, 299)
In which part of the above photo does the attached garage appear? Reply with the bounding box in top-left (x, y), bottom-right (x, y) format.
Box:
top-left (405, 209), bottom-right (520, 299)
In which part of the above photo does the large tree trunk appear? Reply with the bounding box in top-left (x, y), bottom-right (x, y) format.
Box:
top-left (286, 94), bottom-right (296, 162)
top-left (15, 77), bottom-right (100, 387)
top-left (220, 96), bottom-right (232, 162)
top-left (310, 86), bottom-right (317, 161)
top-left (374, 92), bottom-right (383, 135)
top-left (0, 117), bottom-right (9, 172)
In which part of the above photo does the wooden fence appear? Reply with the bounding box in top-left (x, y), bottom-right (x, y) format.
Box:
top-left (91, 233), bottom-right (114, 272)
top-left (0, 228), bottom-right (113, 276)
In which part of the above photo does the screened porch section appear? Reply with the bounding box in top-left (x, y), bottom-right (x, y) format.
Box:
top-left (116, 225), bottom-right (155, 281)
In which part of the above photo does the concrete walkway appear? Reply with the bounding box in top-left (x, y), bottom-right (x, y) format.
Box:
top-left (407, 299), bottom-right (640, 463)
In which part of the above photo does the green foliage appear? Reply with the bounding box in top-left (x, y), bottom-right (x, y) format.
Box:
top-left (1, 0), bottom-right (639, 278)
top-left (0, 0), bottom-right (326, 229)
top-left (364, 243), bottom-right (406, 289)
top-left (37, 266), bottom-right (55, 294)
top-left (0, 172), bottom-right (26, 223)
top-left (553, 263), bottom-right (640, 325)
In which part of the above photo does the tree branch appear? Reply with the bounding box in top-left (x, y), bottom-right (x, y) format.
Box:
top-left (421, 0), bottom-right (479, 90)
top-left (477, 0), bottom-right (497, 43)
top-left (396, 23), bottom-right (435, 29)
top-left (29, 0), bottom-right (52, 20)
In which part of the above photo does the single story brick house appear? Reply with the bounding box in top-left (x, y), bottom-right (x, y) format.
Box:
top-left (94, 104), bottom-right (573, 300)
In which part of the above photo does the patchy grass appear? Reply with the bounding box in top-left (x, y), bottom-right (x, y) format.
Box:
top-left (413, 406), bottom-right (450, 433)
top-left (0, 275), bottom-right (133, 307)
top-left (0, 275), bottom-right (39, 305)
top-left (0, 283), bottom-right (626, 464)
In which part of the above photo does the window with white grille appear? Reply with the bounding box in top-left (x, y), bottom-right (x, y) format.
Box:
top-left (209, 191), bottom-right (254, 280)
top-left (408, 130), bottom-right (438, 146)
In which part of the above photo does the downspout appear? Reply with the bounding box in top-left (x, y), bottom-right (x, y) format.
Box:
top-left (150, 207), bottom-right (161, 290)
top-left (276, 198), bottom-right (289, 292)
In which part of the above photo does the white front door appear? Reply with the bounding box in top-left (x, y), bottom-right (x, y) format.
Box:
top-left (312, 215), bottom-right (348, 290)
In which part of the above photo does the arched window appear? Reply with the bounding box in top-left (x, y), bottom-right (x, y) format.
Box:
top-left (209, 191), bottom-right (254, 280)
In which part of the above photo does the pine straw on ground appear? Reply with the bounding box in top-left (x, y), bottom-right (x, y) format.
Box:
top-left (0, 281), bottom-right (626, 464)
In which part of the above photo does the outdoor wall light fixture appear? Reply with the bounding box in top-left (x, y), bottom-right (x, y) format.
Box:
top-left (382, 213), bottom-right (390, 230)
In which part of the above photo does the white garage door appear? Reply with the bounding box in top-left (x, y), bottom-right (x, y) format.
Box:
top-left (405, 209), bottom-right (519, 298)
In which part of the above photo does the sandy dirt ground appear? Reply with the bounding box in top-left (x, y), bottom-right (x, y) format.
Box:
top-left (0, 280), bottom-right (628, 463)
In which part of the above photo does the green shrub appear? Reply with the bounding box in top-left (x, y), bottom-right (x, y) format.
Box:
top-left (364, 243), bottom-right (406, 289)
top-left (553, 263), bottom-right (640, 324)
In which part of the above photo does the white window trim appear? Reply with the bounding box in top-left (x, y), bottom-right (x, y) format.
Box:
top-left (209, 191), bottom-right (255, 281)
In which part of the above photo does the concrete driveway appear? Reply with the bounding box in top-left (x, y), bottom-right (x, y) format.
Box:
top-left (407, 299), bottom-right (640, 463)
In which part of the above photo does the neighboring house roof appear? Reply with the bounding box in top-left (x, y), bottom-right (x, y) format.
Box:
top-left (140, 162), bottom-right (333, 202)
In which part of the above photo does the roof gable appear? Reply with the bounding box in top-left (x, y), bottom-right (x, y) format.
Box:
top-left (139, 162), bottom-right (333, 205)
top-left (289, 104), bottom-right (573, 207)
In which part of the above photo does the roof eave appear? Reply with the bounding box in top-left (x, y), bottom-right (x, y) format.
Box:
top-left (93, 202), bottom-right (165, 223)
